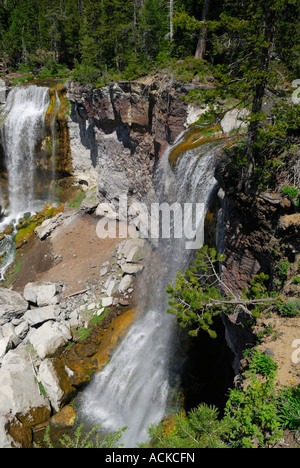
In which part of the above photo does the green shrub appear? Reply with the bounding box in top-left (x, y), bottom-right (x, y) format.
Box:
top-left (144, 404), bottom-right (237, 449)
top-left (248, 350), bottom-right (278, 378)
top-left (275, 299), bottom-right (300, 317)
top-left (224, 351), bottom-right (283, 448)
top-left (281, 186), bottom-right (299, 198)
top-left (44, 423), bottom-right (127, 448)
top-left (277, 385), bottom-right (300, 430)
top-left (72, 62), bottom-right (101, 85)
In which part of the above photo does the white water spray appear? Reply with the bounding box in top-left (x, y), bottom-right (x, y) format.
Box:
top-left (77, 138), bottom-right (222, 448)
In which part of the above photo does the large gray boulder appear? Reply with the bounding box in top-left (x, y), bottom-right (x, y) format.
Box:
top-left (23, 305), bottom-right (59, 326)
top-left (121, 263), bottom-right (144, 275)
top-left (0, 288), bottom-right (28, 325)
top-left (220, 108), bottom-right (249, 136)
top-left (0, 348), bottom-right (51, 427)
top-left (0, 323), bottom-right (21, 361)
top-left (28, 321), bottom-right (72, 360)
top-left (38, 358), bottom-right (75, 413)
top-left (23, 282), bottom-right (60, 307)
top-left (116, 238), bottom-right (149, 263)
top-left (118, 275), bottom-right (133, 293)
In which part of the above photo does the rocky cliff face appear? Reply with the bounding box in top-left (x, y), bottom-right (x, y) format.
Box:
top-left (216, 160), bottom-right (300, 295)
top-left (66, 77), bottom-right (202, 204)
top-left (215, 154), bottom-right (300, 372)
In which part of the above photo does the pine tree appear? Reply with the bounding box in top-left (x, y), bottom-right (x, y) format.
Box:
top-left (5, 0), bottom-right (39, 68)
top-left (182, 0), bottom-right (300, 192)
top-left (146, 403), bottom-right (236, 448)
top-left (166, 246), bottom-right (277, 338)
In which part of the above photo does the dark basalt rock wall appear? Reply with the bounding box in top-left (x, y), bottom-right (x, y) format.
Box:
top-left (215, 154), bottom-right (300, 371)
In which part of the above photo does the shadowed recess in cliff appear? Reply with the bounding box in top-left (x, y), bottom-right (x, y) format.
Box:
top-left (75, 135), bottom-right (224, 448)
top-left (68, 102), bottom-right (97, 169)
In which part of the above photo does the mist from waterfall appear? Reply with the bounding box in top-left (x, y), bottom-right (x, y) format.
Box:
top-left (76, 136), bottom-right (222, 448)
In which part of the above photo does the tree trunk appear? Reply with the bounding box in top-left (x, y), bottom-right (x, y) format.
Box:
top-left (195, 0), bottom-right (211, 59)
top-left (169, 0), bottom-right (174, 42)
top-left (244, 9), bottom-right (274, 193)
top-left (244, 79), bottom-right (267, 192)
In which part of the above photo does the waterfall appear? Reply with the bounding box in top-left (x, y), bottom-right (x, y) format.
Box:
top-left (0, 85), bottom-right (54, 217)
top-left (76, 136), bottom-right (222, 448)
top-left (0, 84), bottom-right (60, 280)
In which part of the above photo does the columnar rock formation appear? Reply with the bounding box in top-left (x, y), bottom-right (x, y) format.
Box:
top-left (66, 77), bottom-right (204, 204)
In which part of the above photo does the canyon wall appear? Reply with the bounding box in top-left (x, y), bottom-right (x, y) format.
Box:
top-left (215, 154), bottom-right (300, 371)
top-left (66, 77), bottom-right (205, 204)
top-left (66, 77), bottom-right (300, 374)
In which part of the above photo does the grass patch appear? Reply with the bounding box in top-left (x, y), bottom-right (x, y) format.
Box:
top-left (15, 222), bottom-right (39, 248)
top-left (3, 255), bottom-right (24, 286)
top-left (68, 189), bottom-right (85, 208)
top-left (72, 308), bottom-right (109, 342)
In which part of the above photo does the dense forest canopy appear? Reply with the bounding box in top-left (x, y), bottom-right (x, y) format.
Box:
top-left (0, 0), bottom-right (207, 73)
top-left (0, 0), bottom-right (298, 81)
top-left (0, 0), bottom-right (299, 190)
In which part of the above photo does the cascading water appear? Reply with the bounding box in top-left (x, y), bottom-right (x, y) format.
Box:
top-left (0, 85), bottom-right (51, 216)
top-left (76, 134), bottom-right (223, 448)
top-left (47, 89), bottom-right (61, 202)
top-left (0, 84), bottom-right (60, 279)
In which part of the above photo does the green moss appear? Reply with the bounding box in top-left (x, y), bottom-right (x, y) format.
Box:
top-left (68, 189), bottom-right (85, 208)
top-left (3, 255), bottom-right (23, 286)
top-left (14, 204), bottom-right (64, 249)
top-left (15, 221), bottom-right (39, 247)
top-left (73, 309), bottom-right (109, 342)
top-left (169, 124), bottom-right (223, 165)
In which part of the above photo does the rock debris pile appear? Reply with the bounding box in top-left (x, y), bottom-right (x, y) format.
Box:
top-left (0, 237), bottom-right (150, 448)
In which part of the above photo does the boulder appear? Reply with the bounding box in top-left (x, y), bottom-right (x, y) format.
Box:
top-left (28, 321), bottom-right (72, 360)
top-left (2, 323), bottom-right (20, 347)
top-left (100, 266), bottom-right (108, 277)
top-left (0, 336), bottom-right (14, 361)
top-left (0, 415), bottom-right (16, 449)
top-left (24, 305), bottom-right (59, 326)
top-left (38, 358), bottom-right (75, 413)
top-left (105, 277), bottom-right (119, 296)
top-left (121, 263), bottom-right (144, 275)
top-left (0, 414), bottom-right (32, 449)
top-left (101, 297), bottom-right (113, 308)
top-left (96, 202), bottom-right (124, 220)
top-left (49, 404), bottom-right (77, 428)
top-left (221, 108), bottom-right (249, 136)
top-left (117, 238), bottom-right (148, 263)
top-left (0, 348), bottom-right (51, 427)
top-left (0, 414), bottom-right (32, 448)
top-left (34, 212), bottom-right (68, 240)
top-left (14, 321), bottom-right (29, 340)
top-left (118, 275), bottom-right (133, 293)
top-left (23, 282), bottom-right (58, 307)
top-left (0, 323), bottom-right (21, 361)
top-left (0, 288), bottom-right (28, 325)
